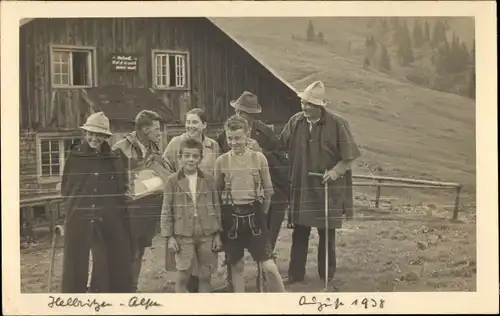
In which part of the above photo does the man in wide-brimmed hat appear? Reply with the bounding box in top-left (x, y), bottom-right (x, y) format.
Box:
top-left (279, 81), bottom-right (361, 287)
top-left (61, 112), bottom-right (134, 293)
top-left (215, 91), bottom-right (290, 292)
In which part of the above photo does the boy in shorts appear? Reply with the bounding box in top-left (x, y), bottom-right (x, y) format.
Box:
top-left (160, 138), bottom-right (223, 293)
top-left (215, 115), bottom-right (286, 293)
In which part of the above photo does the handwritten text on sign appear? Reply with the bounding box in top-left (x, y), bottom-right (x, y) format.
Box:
top-left (111, 54), bottom-right (138, 71)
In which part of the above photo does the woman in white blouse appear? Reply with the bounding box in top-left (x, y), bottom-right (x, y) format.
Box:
top-left (163, 108), bottom-right (221, 176)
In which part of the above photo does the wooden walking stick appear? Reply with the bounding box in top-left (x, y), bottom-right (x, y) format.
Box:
top-left (286, 204), bottom-right (294, 229)
top-left (323, 180), bottom-right (329, 291)
top-left (308, 172), bottom-right (329, 291)
top-left (256, 261), bottom-right (266, 292)
top-left (48, 225), bottom-right (64, 292)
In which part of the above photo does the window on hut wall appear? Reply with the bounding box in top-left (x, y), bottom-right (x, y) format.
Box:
top-left (51, 46), bottom-right (95, 88)
top-left (37, 136), bottom-right (83, 181)
top-left (153, 51), bottom-right (189, 89)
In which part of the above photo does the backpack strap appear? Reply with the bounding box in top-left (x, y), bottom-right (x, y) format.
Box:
top-left (250, 151), bottom-right (264, 203)
top-left (222, 154), bottom-right (234, 206)
top-left (222, 151), bottom-right (264, 205)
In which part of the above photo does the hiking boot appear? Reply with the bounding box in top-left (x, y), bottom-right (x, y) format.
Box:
top-left (212, 281), bottom-right (233, 293)
top-left (282, 276), bottom-right (304, 285)
top-left (187, 275), bottom-right (199, 293)
top-left (319, 275), bottom-right (334, 282)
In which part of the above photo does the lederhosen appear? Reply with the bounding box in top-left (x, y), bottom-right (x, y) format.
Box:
top-left (220, 152), bottom-right (272, 264)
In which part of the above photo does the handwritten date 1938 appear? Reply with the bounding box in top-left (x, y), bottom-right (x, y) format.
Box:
top-left (351, 298), bottom-right (385, 309)
top-left (299, 296), bottom-right (385, 311)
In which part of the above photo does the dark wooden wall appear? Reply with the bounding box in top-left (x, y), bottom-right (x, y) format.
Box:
top-left (19, 18), bottom-right (301, 132)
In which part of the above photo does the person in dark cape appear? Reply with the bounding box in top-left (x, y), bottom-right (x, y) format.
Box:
top-left (279, 81), bottom-right (361, 286)
top-left (60, 112), bottom-right (133, 293)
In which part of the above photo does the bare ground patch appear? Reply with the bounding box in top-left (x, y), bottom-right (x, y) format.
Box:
top-left (21, 207), bottom-right (476, 293)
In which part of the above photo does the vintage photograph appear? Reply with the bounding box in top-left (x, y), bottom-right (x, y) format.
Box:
top-left (15, 15), bottom-right (479, 295)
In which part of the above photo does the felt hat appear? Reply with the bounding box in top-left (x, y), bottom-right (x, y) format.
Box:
top-left (297, 81), bottom-right (327, 107)
top-left (230, 91), bottom-right (262, 114)
top-left (80, 112), bottom-right (112, 136)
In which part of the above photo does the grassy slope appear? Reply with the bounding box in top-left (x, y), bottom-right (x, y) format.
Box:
top-left (214, 17), bottom-right (476, 209)
top-left (20, 18), bottom-right (477, 294)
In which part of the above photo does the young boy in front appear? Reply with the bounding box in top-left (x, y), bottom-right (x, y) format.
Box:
top-left (215, 115), bottom-right (286, 293)
top-left (160, 138), bottom-right (223, 293)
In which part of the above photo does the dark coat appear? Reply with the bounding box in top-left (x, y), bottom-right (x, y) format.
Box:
top-left (60, 141), bottom-right (133, 293)
top-left (112, 132), bottom-right (168, 248)
top-left (279, 109), bottom-right (361, 229)
top-left (216, 120), bottom-right (290, 208)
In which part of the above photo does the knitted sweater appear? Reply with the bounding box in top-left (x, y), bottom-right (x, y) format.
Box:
top-left (214, 149), bottom-right (274, 205)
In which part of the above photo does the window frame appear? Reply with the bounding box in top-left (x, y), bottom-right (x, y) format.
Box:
top-left (151, 49), bottom-right (190, 91)
top-left (36, 133), bottom-right (84, 183)
top-left (50, 44), bottom-right (98, 89)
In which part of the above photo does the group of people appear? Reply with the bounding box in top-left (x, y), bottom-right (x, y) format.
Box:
top-left (59, 80), bottom-right (361, 293)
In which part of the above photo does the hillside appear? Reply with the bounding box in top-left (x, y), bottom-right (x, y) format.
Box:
top-left (214, 17), bottom-right (476, 210)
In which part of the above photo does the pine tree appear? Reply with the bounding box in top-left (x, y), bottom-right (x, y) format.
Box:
top-left (317, 32), bottom-right (325, 42)
top-left (461, 42), bottom-right (470, 65)
top-left (431, 20), bottom-right (447, 47)
top-left (468, 38), bottom-right (476, 99)
top-left (397, 20), bottom-right (414, 66)
top-left (365, 36), bottom-right (378, 64)
top-left (444, 19), bottom-right (450, 31)
top-left (379, 43), bottom-right (391, 72)
top-left (424, 20), bottom-right (431, 42)
top-left (306, 20), bottom-right (315, 41)
top-left (412, 20), bottom-right (425, 48)
top-left (450, 33), bottom-right (462, 73)
top-left (436, 39), bottom-right (451, 75)
top-left (393, 21), bottom-right (402, 45)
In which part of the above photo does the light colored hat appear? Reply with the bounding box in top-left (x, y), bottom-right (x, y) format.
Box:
top-left (230, 91), bottom-right (262, 114)
top-left (80, 112), bottom-right (112, 136)
top-left (297, 81), bottom-right (327, 107)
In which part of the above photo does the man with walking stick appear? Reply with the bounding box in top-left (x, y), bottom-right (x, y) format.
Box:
top-left (279, 81), bottom-right (361, 290)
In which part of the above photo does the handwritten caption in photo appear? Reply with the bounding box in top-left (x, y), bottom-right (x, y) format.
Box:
top-left (299, 295), bottom-right (386, 312)
top-left (47, 296), bottom-right (161, 312)
top-left (47, 295), bottom-right (386, 312)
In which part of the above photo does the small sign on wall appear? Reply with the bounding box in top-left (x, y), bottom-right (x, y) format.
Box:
top-left (111, 54), bottom-right (138, 71)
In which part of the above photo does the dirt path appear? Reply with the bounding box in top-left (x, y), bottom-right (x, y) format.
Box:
top-left (21, 207), bottom-right (476, 293)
